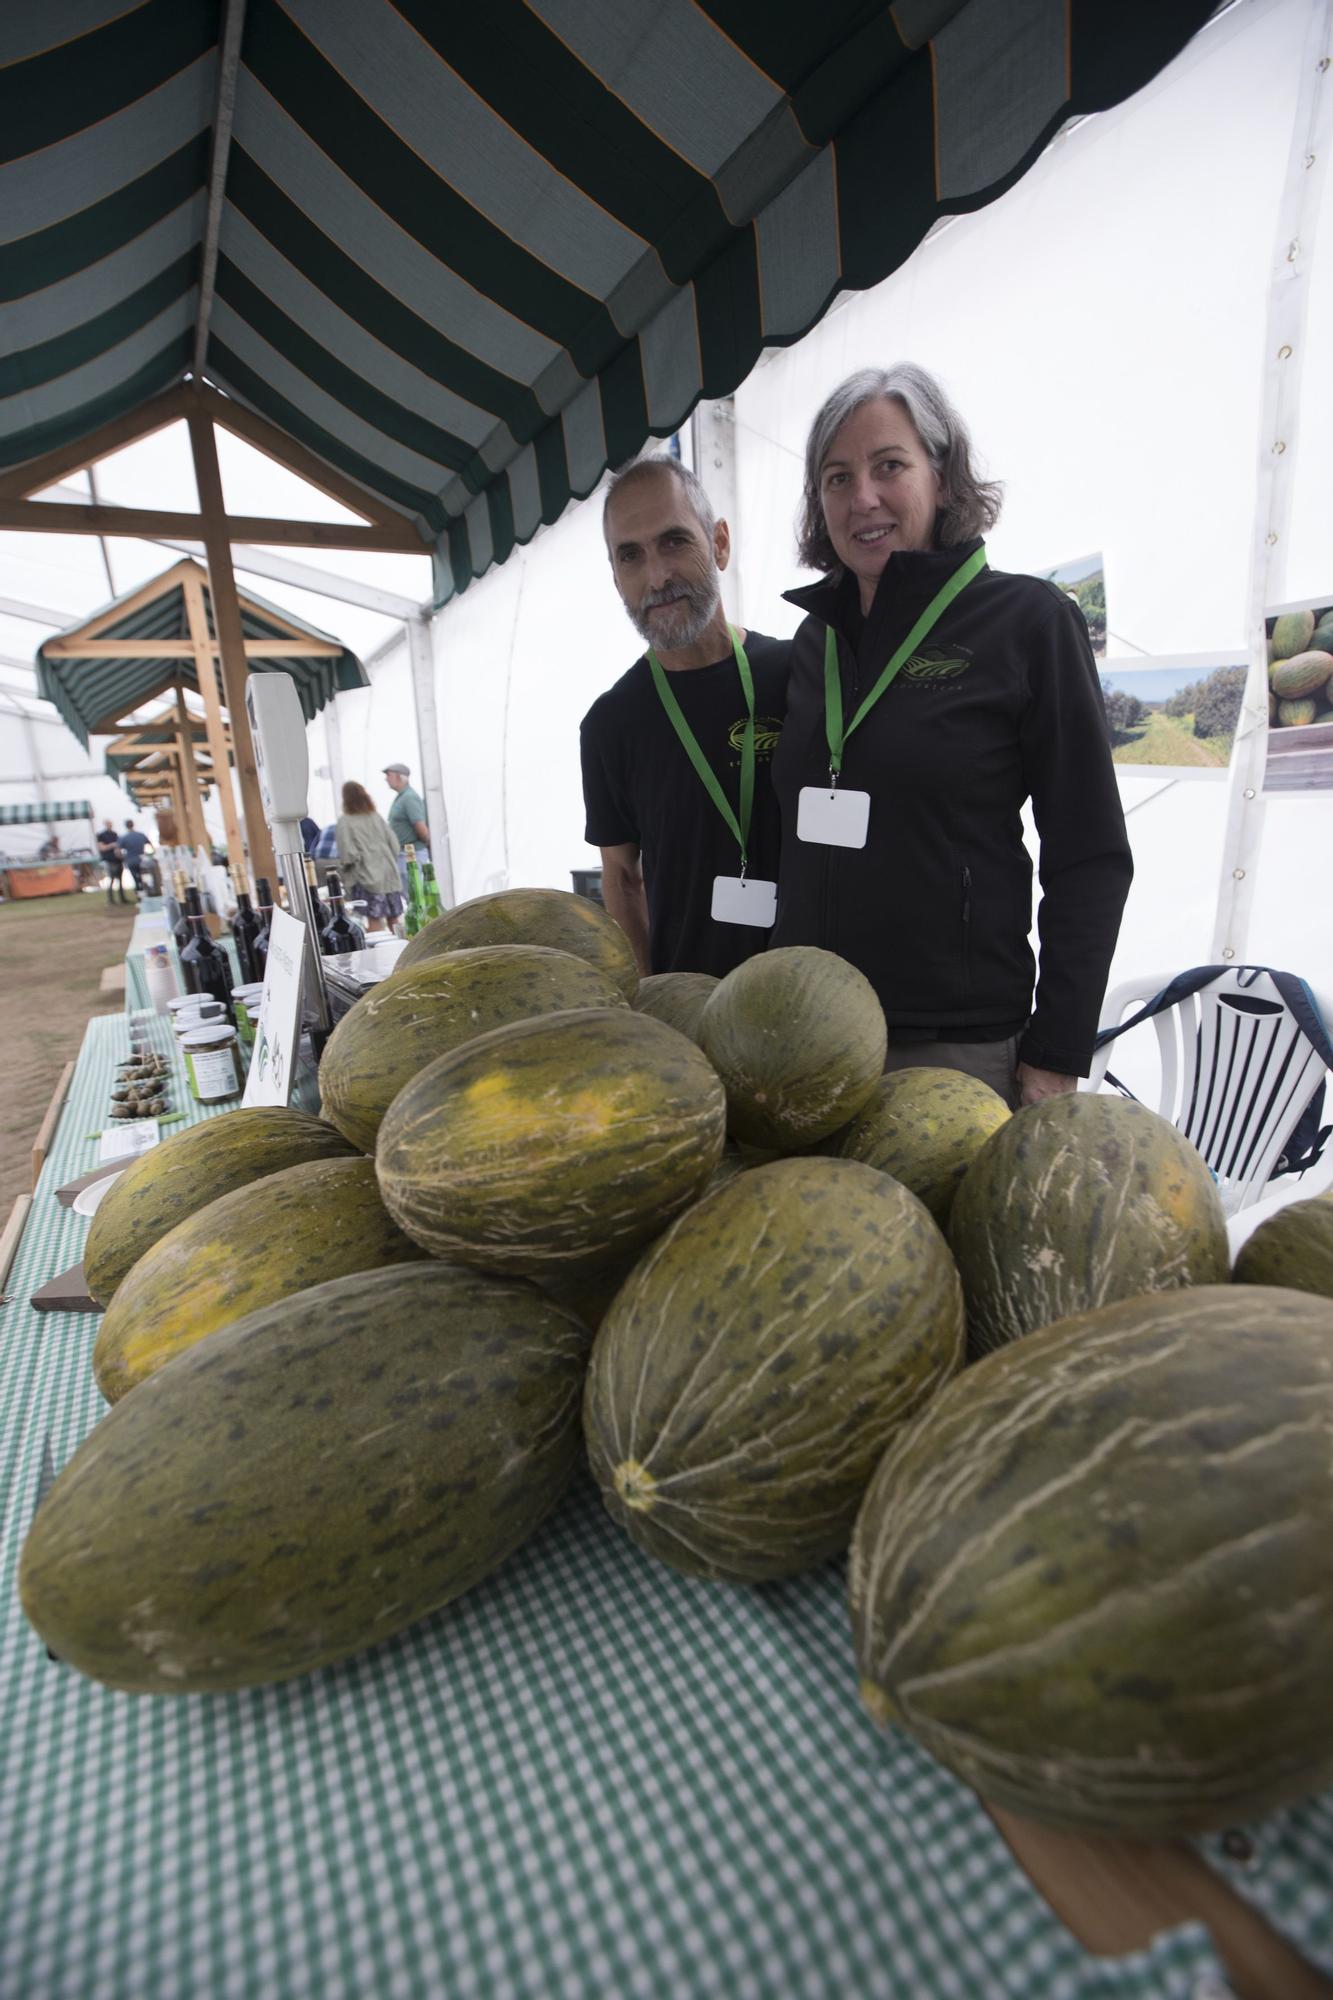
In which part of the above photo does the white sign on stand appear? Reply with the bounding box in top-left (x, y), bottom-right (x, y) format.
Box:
top-left (243, 907), bottom-right (307, 1107)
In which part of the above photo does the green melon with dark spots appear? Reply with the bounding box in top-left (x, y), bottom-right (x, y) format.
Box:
top-left (376, 1008), bottom-right (725, 1279)
top-left (850, 1285), bottom-right (1333, 1836)
top-left (84, 1105), bottom-right (359, 1305)
top-left (395, 887), bottom-right (638, 999)
top-left (584, 1157), bottom-right (964, 1582)
top-left (1233, 1193), bottom-right (1333, 1299)
top-left (1269, 609), bottom-right (1315, 660)
top-left (93, 1157), bottom-right (428, 1403)
top-left (1311, 616), bottom-right (1333, 655)
top-left (697, 946), bottom-right (886, 1149)
top-left (948, 1093), bottom-right (1229, 1359)
top-left (320, 945), bottom-right (628, 1151)
top-left (1269, 650), bottom-right (1333, 699)
top-left (632, 971), bottom-right (718, 1042)
top-left (825, 1067), bottom-right (1010, 1226)
top-left (1277, 697), bottom-right (1320, 726)
top-left (24, 1263), bottom-right (590, 1693)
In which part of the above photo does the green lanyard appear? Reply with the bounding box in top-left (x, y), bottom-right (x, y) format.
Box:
top-left (823, 544), bottom-right (988, 779)
top-left (648, 626), bottom-right (756, 872)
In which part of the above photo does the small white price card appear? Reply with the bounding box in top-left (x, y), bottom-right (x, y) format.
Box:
top-left (797, 785), bottom-right (871, 849)
top-left (99, 1119), bottom-right (160, 1162)
top-left (711, 874), bottom-right (777, 928)
top-left (243, 907), bottom-right (307, 1107)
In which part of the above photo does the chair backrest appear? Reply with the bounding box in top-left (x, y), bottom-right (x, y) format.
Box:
top-left (1086, 967), bottom-right (1333, 1216)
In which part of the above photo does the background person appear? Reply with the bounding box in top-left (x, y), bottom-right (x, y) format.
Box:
top-left (116, 819), bottom-right (151, 895)
top-left (382, 762), bottom-right (430, 892)
top-left (771, 363), bottom-right (1132, 1109)
top-left (580, 456), bottom-right (788, 977)
top-left (335, 781), bottom-right (405, 934)
top-left (95, 820), bottom-right (126, 904)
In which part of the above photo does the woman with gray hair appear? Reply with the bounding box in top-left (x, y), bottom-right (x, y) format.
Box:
top-left (770, 364), bottom-right (1131, 1109)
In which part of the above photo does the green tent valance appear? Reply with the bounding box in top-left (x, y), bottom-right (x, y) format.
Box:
top-left (0, 800), bottom-right (92, 825)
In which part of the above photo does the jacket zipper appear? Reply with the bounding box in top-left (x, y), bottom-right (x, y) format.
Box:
top-left (960, 865), bottom-right (972, 990)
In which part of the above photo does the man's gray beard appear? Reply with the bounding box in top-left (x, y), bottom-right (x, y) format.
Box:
top-left (629, 576), bottom-right (721, 651)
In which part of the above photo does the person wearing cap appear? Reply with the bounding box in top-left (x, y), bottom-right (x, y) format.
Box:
top-left (382, 762), bottom-right (430, 891)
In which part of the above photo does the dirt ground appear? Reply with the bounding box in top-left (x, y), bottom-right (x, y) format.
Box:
top-left (0, 887), bottom-right (136, 1213)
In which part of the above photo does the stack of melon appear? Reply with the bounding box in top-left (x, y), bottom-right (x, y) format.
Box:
top-left (22, 884), bottom-right (1333, 1843)
top-left (1268, 605), bottom-right (1333, 728)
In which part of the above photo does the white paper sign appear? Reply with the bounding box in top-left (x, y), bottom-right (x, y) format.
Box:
top-left (797, 785), bottom-right (872, 849)
top-left (711, 874), bottom-right (777, 928)
top-left (99, 1119), bottom-right (160, 1162)
top-left (243, 907), bottom-right (307, 1107)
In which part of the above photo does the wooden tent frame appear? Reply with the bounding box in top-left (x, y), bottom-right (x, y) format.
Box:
top-left (5, 379), bottom-right (431, 888)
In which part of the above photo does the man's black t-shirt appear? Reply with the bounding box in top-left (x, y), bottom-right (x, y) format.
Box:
top-left (580, 632), bottom-right (789, 978)
top-left (95, 827), bottom-right (119, 856)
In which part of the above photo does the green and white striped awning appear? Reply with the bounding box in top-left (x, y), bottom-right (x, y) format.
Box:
top-left (35, 560), bottom-right (367, 747)
top-left (0, 0), bottom-right (1215, 603)
top-left (0, 800), bottom-right (92, 825)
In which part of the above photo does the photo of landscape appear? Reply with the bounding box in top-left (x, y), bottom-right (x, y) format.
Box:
top-left (1099, 660), bottom-right (1246, 770)
top-left (1045, 552), bottom-right (1107, 658)
top-left (1263, 596), bottom-right (1333, 794)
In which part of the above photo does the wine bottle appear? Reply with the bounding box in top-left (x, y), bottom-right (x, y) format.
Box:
top-left (302, 856), bottom-right (334, 949)
top-left (231, 888), bottom-right (263, 986)
top-left (171, 871), bottom-right (193, 955)
top-left (250, 877), bottom-right (274, 980)
top-left (176, 886), bottom-right (204, 994)
top-left (180, 905), bottom-right (235, 1021)
top-left (421, 860), bottom-right (443, 923)
top-left (403, 843), bottom-right (426, 938)
top-left (323, 870), bottom-right (367, 954)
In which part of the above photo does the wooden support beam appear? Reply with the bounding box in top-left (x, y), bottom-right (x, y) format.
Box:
top-left (175, 682), bottom-right (211, 852)
top-left (181, 564), bottom-right (248, 882)
top-left (193, 382), bottom-right (415, 534)
top-left (0, 496), bottom-right (428, 552)
top-left (0, 383), bottom-right (196, 502)
top-left (44, 637), bottom-right (343, 659)
top-left (187, 408), bottom-right (278, 893)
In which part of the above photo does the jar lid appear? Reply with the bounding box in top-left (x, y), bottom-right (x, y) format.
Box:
top-left (166, 994), bottom-right (208, 1013)
top-left (182, 1025), bottom-right (237, 1048)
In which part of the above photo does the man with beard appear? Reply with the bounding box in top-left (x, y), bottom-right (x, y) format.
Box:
top-left (580, 457), bottom-right (789, 977)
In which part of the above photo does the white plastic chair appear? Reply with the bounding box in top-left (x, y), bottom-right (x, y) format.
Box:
top-left (1083, 967), bottom-right (1333, 1254)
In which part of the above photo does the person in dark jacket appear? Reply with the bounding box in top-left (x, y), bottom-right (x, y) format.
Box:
top-left (771, 364), bottom-right (1132, 1109)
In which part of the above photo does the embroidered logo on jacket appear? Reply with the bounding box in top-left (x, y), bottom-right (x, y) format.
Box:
top-left (726, 715), bottom-right (783, 756)
top-left (900, 646), bottom-right (974, 682)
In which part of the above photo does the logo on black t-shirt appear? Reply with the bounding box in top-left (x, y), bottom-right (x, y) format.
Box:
top-left (726, 715), bottom-right (783, 758)
top-left (900, 646), bottom-right (973, 683)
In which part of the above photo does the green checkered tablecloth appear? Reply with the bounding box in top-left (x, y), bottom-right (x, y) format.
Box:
top-left (3, 1017), bottom-right (1332, 1998)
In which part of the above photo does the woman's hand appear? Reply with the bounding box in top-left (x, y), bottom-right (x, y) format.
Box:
top-left (1016, 1062), bottom-right (1078, 1107)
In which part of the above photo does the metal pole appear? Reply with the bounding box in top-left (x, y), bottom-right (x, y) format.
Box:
top-left (406, 615), bottom-right (455, 906)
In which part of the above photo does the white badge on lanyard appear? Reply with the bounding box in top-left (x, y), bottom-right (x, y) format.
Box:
top-left (711, 873), bottom-right (778, 927)
top-left (797, 784), bottom-right (871, 849)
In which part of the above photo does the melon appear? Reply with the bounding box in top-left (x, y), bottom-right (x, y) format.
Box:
top-left (1277, 697), bottom-right (1319, 727)
top-left (584, 1157), bottom-right (964, 1582)
top-left (1233, 1193), bottom-right (1333, 1299)
top-left (632, 971), bottom-right (718, 1042)
top-left (24, 1264), bottom-right (590, 1693)
top-left (697, 947), bottom-right (886, 1149)
top-left (1269, 650), bottom-right (1333, 699)
top-left (376, 1008), bottom-right (725, 1278)
top-left (1311, 615), bottom-right (1333, 655)
top-left (320, 945), bottom-right (628, 1151)
top-left (826, 1067), bottom-right (1010, 1227)
top-left (948, 1094), bottom-right (1229, 1358)
top-left (850, 1285), bottom-right (1333, 1836)
top-left (83, 1106), bottom-right (359, 1305)
top-left (1269, 609), bottom-right (1315, 660)
top-left (395, 887), bottom-right (638, 999)
top-left (93, 1157), bottom-right (427, 1402)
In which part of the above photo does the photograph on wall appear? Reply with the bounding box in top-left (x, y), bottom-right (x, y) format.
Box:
top-left (1044, 552), bottom-right (1107, 658)
top-left (1098, 656), bottom-right (1246, 773)
top-left (1262, 595), bottom-right (1333, 794)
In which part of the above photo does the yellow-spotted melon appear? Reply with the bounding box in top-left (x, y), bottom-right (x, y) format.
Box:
top-left (1270, 650), bottom-right (1333, 699)
top-left (826, 1067), bottom-right (1010, 1226)
top-left (320, 945), bottom-right (628, 1151)
top-left (850, 1285), bottom-right (1333, 1835)
top-left (948, 1094), bottom-right (1229, 1358)
top-left (84, 1106), bottom-right (359, 1305)
top-left (698, 947), bottom-right (886, 1150)
top-left (632, 971), bottom-right (718, 1042)
top-left (376, 1008), bottom-right (725, 1278)
top-left (1277, 697), bottom-right (1319, 727)
top-left (1233, 1193), bottom-right (1333, 1299)
top-left (24, 1263), bottom-right (590, 1692)
top-left (584, 1157), bottom-right (964, 1582)
top-left (395, 887), bottom-right (638, 999)
top-left (1269, 609), bottom-right (1315, 660)
top-left (92, 1157), bottom-right (427, 1402)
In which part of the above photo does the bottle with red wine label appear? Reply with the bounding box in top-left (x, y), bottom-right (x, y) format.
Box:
top-left (230, 888), bottom-right (263, 986)
top-left (322, 869), bottom-right (367, 954)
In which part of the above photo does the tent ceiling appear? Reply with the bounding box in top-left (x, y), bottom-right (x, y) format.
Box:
top-left (1, 0), bottom-right (1215, 602)
top-left (35, 557), bottom-right (366, 745)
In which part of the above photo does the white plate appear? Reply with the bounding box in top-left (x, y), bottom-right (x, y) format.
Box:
top-left (73, 1171), bottom-right (122, 1218)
